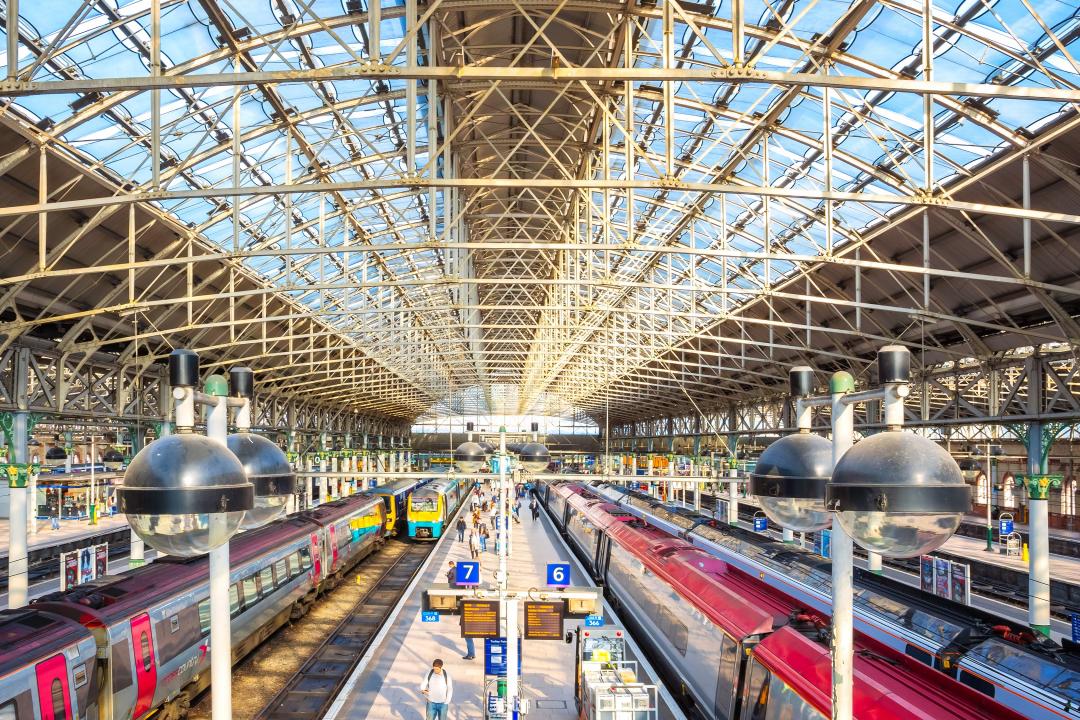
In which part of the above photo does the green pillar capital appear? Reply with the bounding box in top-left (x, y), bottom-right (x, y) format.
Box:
top-left (1015, 473), bottom-right (1063, 501)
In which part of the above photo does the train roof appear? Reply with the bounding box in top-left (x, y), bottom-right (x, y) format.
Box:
top-left (371, 478), bottom-right (427, 496)
top-left (412, 477), bottom-right (458, 494)
top-left (0, 608), bottom-right (94, 679)
top-left (564, 484), bottom-right (800, 640)
top-left (30, 498), bottom-right (380, 624)
top-left (755, 627), bottom-right (1029, 720)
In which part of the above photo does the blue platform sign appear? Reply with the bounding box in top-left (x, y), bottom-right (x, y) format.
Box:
top-left (456, 561), bottom-right (480, 586)
top-left (999, 518), bottom-right (1014, 536)
top-left (1072, 615), bottom-right (1080, 643)
top-left (421, 611), bottom-right (440, 623)
top-left (484, 637), bottom-right (522, 677)
top-left (753, 515), bottom-right (768, 533)
top-left (584, 614), bottom-right (605, 627)
top-left (547, 562), bottom-right (571, 588)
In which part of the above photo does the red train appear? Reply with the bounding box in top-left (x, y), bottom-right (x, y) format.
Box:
top-left (542, 481), bottom-right (1027, 720)
top-left (0, 494), bottom-right (385, 719)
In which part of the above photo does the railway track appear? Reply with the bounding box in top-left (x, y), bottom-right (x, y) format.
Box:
top-left (0, 525), bottom-right (132, 592)
top-left (254, 539), bottom-right (435, 720)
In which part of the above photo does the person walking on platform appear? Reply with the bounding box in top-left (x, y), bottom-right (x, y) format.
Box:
top-left (446, 561), bottom-right (458, 587)
top-left (468, 530), bottom-right (481, 560)
top-left (455, 517), bottom-right (466, 542)
top-left (530, 501), bottom-right (539, 522)
top-left (421, 658), bottom-right (454, 719)
top-left (479, 524), bottom-right (489, 553)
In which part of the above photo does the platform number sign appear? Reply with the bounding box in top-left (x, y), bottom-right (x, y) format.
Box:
top-left (584, 615), bottom-right (605, 627)
top-left (1073, 615), bottom-right (1080, 644)
top-left (999, 518), bottom-right (1014, 536)
top-left (422, 611), bottom-right (440, 623)
top-left (547, 562), bottom-right (571, 588)
top-left (456, 561), bottom-right (480, 587)
top-left (753, 515), bottom-right (768, 533)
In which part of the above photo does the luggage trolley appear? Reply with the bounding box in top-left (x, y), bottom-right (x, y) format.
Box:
top-left (573, 626), bottom-right (658, 720)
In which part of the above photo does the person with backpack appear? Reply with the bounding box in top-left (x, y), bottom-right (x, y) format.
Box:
top-left (420, 659), bottom-right (454, 719)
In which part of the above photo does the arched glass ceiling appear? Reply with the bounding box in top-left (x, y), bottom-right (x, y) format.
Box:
top-left (0, 0), bottom-right (1078, 423)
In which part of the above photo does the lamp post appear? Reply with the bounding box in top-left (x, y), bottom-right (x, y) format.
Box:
top-left (117, 349), bottom-right (254, 720)
top-left (755, 346), bottom-right (968, 720)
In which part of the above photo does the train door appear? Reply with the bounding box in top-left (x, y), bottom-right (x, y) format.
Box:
top-left (310, 534), bottom-right (322, 581)
top-left (329, 525), bottom-right (339, 569)
top-left (35, 654), bottom-right (73, 720)
top-left (129, 614), bottom-right (158, 719)
top-left (594, 534), bottom-right (611, 582)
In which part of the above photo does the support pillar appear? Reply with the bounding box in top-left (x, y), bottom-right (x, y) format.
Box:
top-left (1024, 420), bottom-right (1056, 636)
top-left (7, 412), bottom-right (29, 608)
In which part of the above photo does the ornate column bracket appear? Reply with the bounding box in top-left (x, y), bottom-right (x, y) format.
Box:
top-left (1015, 473), bottom-right (1064, 501)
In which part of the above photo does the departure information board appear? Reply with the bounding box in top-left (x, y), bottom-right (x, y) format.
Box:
top-left (460, 600), bottom-right (501, 638)
top-left (523, 601), bottom-right (563, 640)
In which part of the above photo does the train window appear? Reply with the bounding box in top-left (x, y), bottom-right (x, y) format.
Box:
top-left (904, 644), bottom-right (932, 666)
top-left (288, 553), bottom-right (301, 577)
top-left (742, 660), bottom-right (770, 720)
top-left (199, 599), bottom-right (210, 635)
top-left (0, 701), bottom-right (14, 720)
top-left (764, 676), bottom-right (823, 720)
top-left (958, 669), bottom-right (995, 697)
top-left (300, 548), bottom-right (313, 570)
top-left (260, 567), bottom-right (274, 593)
top-left (111, 638), bottom-right (133, 693)
top-left (139, 634), bottom-right (152, 672)
top-left (50, 679), bottom-right (67, 720)
top-left (230, 584), bottom-right (240, 616)
top-left (242, 576), bottom-right (259, 607)
top-left (274, 560), bottom-right (288, 587)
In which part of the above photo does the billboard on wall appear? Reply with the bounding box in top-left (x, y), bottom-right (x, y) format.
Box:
top-left (60, 542), bottom-right (108, 591)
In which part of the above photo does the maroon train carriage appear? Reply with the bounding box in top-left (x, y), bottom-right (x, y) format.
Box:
top-left (0, 493), bottom-right (384, 720)
top-left (748, 626), bottom-right (1028, 720)
top-left (0, 608), bottom-right (99, 719)
top-left (549, 481), bottom-right (1028, 720)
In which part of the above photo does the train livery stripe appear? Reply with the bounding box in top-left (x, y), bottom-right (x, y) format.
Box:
top-left (130, 613), bottom-right (158, 719)
top-left (34, 653), bottom-right (72, 720)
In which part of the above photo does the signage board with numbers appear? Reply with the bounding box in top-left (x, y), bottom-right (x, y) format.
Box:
top-left (455, 561), bottom-right (480, 587)
top-left (421, 611), bottom-right (440, 623)
top-left (546, 563), bottom-right (570, 588)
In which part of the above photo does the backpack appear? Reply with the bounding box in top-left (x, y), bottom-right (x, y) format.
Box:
top-left (425, 669), bottom-right (451, 691)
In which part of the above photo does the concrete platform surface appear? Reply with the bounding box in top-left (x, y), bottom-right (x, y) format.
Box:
top-left (329, 487), bottom-right (679, 720)
top-left (0, 512), bottom-right (129, 557)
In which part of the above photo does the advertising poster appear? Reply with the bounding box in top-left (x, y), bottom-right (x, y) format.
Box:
top-left (920, 555), bottom-right (934, 593)
top-left (62, 552), bottom-right (78, 592)
top-left (951, 562), bottom-right (971, 605)
top-left (934, 558), bottom-right (951, 598)
top-left (95, 544), bottom-right (108, 578)
top-left (60, 542), bottom-right (109, 591)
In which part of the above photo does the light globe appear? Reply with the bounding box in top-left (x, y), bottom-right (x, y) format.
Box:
top-left (828, 431), bottom-right (970, 558)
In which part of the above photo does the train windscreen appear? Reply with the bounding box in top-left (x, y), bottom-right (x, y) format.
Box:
top-left (410, 496), bottom-right (437, 512)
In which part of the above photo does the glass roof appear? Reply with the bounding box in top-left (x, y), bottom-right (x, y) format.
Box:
top-left (2, 0), bottom-right (1077, 420)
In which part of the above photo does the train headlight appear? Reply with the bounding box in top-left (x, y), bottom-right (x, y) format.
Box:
top-left (827, 431), bottom-right (970, 558)
top-left (454, 441), bottom-right (487, 473)
top-left (228, 432), bottom-right (296, 530)
top-left (750, 432), bottom-right (833, 532)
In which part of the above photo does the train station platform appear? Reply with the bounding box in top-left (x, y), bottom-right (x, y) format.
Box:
top-left (326, 489), bottom-right (682, 720)
top-left (0, 512), bottom-right (129, 559)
